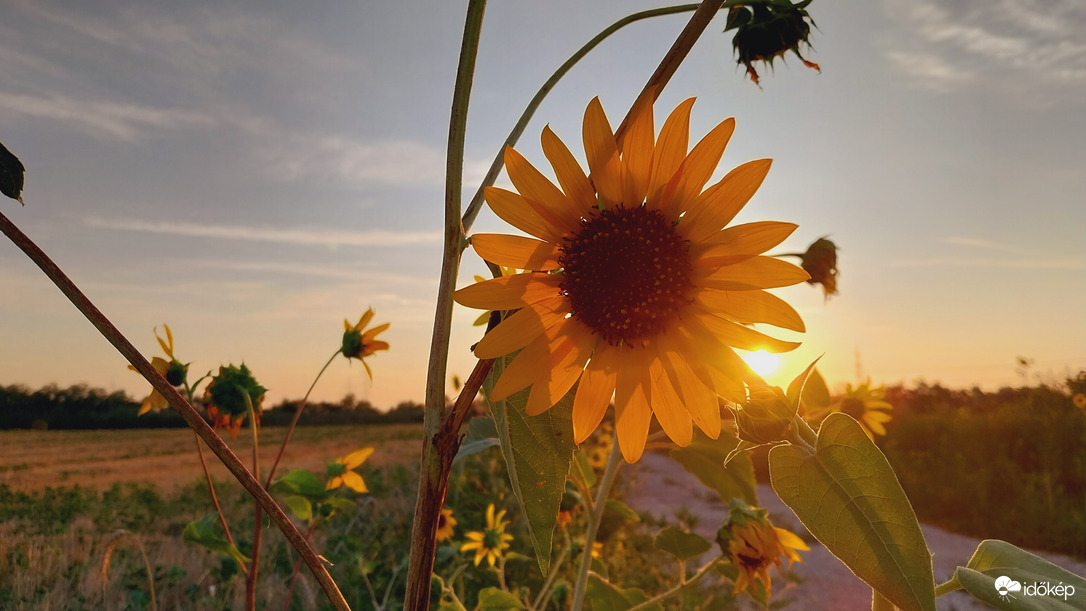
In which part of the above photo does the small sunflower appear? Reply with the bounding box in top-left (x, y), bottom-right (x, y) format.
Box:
top-left (835, 380), bottom-right (893, 439)
top-left (203, 364), bottom-right (266, 438)
top-left (717, 500), bottom-right (808, 597)
top-left (455, 96), bottom-right (808, 462)
top-left (1074, 393), bottom-right (1086, 413)
top-left (460, 504), bottom-right (514, 567)
top-left (326, 447), bottom-right (375, 493)
top-left (128, 325), bottom-right (189, 416)
top-left (436, 507), bottom-right (457, 542)
top-left (341, 308), bottom-right (390, 380)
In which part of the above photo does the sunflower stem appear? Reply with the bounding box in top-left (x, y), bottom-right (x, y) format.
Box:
top-left (623, 559), bottom-right (722, 611)
top-left (461, 3), bottom-right (701, 231)
top-left (265, 349), bottom-right (340, 488)
top-left (0, 210), bottom-right (349, 610)
top-left (405, 1), bottom-right (487, 608)
top-left (571, 436), bottom-right (624, 611)
top-left (244, 392), bottom-right (262, 611)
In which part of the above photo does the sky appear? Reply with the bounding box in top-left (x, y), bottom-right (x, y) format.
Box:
top-left (1, 0), bottom-right (1084, 410)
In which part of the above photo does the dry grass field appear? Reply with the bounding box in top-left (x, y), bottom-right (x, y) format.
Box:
top-left (0, 424), bottom-right (423, 493)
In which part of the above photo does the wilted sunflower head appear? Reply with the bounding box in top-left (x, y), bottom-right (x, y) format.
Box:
top-left (726, 0), bottom-right (820, 85)
top-left (203, 364), bottom-right (266, 435)
top-left (798, 236), bottom-right (838, 298)
top-left (717, 499), bottom-right (808, 597)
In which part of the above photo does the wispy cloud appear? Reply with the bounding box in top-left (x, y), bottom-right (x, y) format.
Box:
top-left (255, 135), bottom-right (447, 188)
top-left (0, 91), bottom-right (213, 142)
top-left (941, 235), bottom-right (1026, 254)
top-left (85, 218), bottom-right (441, 247)
top-left (883, 0), bottom-right (1086, 98)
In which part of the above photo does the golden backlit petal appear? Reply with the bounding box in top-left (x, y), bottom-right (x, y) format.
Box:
top-left (699, 256), bottom-right (810, 291)
top-left (361, 323), bottom-right (390, 342)
top-left (694, 221), bottom-right (798, 265)
top-left (647, 356), bottom-right (693, 447)
top-left (619, 92), bottom-right (655, 205)
top-left (673, 323), bottom-right (753, 401)
top-left (473, 296), bottom-right (569, 360)
top-left (453, 273), bottom-right (560, 310)
top-left (582, 97), bottom-right (624, 207)
top-left (490, 328), bottom-right (551, 402)
top-left (681, 159), bottom-right (772, 243)
top-left (614, 349), bottom-right (652, 462)
top-left (156, 325), bottom-right (174, 357)
top-left (542, 125), bottom-right (597, 213)
top-left (471, 234), bottom-right (560, 271)
top-left (525, 318), bottom-right (595, 416)
top-left (504, 146), bottom-right (582, 228)
top-left (353, 309), bottom-right (376, 331)
top-left (693, 311), bottom-right (801, 353)
top-left (341, 447), bottom-right (375, 469)
top-left (647, 98), bottom-right (694, 208)
top-left (864, 417), bottom-right (888, 437)
top-left (573, 343), bottom-right (620, 443)
top-left (695, 289), bottom-right (805, 332)
top-left (658, 334), bottom-right (721, 438)
top-left (485, 186), bottom-right (563, 243)
top-left (150, 356), bottom-right (170, 375)
top-left (660, 117), bottom-right (735, 217)
top-left (774, 527), bottom-right (810, 553)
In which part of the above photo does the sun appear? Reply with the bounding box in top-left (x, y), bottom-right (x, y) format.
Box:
top-left (743, 350), bottom-right (779, 377)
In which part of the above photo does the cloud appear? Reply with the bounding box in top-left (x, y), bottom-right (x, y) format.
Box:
top-left (0, 91), bottom-right (213, 142)
top-left (893, 256), bottom-right (1085, 270)
top-left (256, 135), bottom-right (447, 188)
top-left (883, 0), bottom-right (1086, 98)
top-left (84, 217), bottom-right (442, 247)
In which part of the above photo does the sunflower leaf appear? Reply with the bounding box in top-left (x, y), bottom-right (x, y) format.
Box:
top-left (937, 539), bottom-right (1086, 608)
top-left (182, 513), bottom-right (250, 567)
top-left (769, 413), bottom-right (935, 611)
top-left (0, 140), bottom-right (25, 204)
top-left (484, 353), bottom-right (577, 577)
top-left (454, 416), bottom-right (500, 461)
top-left (585, 574), bottom-right (660, 611)
top-left (655, 526), bottom-right (711, 561)
top-left (670, 429), bottom-right (758, 506)
top-left (477, 587), bottom-right (527, 610)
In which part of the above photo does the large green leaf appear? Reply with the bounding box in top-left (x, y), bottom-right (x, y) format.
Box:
top-left (585, 574), bottom-right (660, 611)
top-left (271, 469), bottom-right (327, 498)
top-left (655, 526), bottom-right (712, 561)
top-left (669, 429), bottom-right (758, 506)
top-left (769, 413), bottom-right (935, 611)
top-left (484, 353), bottom-right (577, 576)
top-left (0, 140), bottom-right (24, 204)
top-left (182, 513), bottom-right (250, 568)
top-left (937, 540), bottom-right (1086, 610)
top-left (477, 587), bottom-right (527, 610)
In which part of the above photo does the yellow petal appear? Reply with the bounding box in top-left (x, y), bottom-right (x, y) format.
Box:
top-left (680, 159), bottom-right (772, 243)
top-left (614, 349), bottom-right (651, 462)
top-left (774, 527), bottom-right (810, 552)
top-left (658, 333), bottom-right (721, 438)
top-left (504, 146), bottom-right (582, 228)
top-left (695, 289), bottom-right (806, 332)
top-left (473, 296), bottom-right (569, 359)
top-left (353, 308), bottom-right (376, 331)
top-left (698, 256), bottom-right (810, 291)
top-left (340, 471), bottom-right (368, 493)
top-left (659, 117), bottom-right (735, 218)
top-left (470, 233), bottom-right (560, 271)
top-left (541, 125), bottom-right (596, 214)
top-left (693, 310), bottom-right (801, 354)
top-left (341, 447), bottom-right (375, 469)
top-left (647, 356), bottom-right (692, 447)
top-left (150, 356), bottom-right (170, 375)
top-left (647, 98), bottom-right (694, 209)
top-left (582, 97), bottom-right (624, 207)
top-left (485, 186), bottom-right (564, 243)
top-left (694, 221), bottom-right (798, 265)
top-left (572, 343), bottom-right (620, 443)
top-left (619, 91), bottom-right (655, 205)
top-left (489, 329), bottom-right (552, 402)
top-left (525, 318), bottom-right (596, 416)
top-left (453, 273), bottom-right (561, 310)
top-left (156, 325), bottom-right (174, 358)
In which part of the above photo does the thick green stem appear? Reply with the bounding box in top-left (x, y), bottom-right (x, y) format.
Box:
top-left (460, 3), bottom-right (700, 231)
top-left (404, 1), bottom-right (487, 608)
top-left (0, 211), bottom-right (350, 611)
top-left (245, 393), bottom-right (262, 611)
top-left (571, 438), bottom-right (624, 611)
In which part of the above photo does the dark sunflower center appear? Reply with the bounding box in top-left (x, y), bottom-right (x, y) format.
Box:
top-left (840, 397), bottom-right (866, 420)
top-left (559, 205), bottom-right (693, 345)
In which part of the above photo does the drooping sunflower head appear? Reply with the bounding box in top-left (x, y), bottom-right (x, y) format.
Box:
top-left (455, 96), bottom-right (809, 462)
top-left (203, 363), bottom-right (267, 436)
top-left (716, 499), bottom-right (808, 597)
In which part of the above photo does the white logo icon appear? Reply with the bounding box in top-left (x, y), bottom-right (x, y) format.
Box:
top-left (994, 576), bottom-right (1022, 601)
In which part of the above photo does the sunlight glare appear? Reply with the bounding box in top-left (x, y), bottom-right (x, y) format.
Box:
top-left (743, 350), bottom-right (779, 377)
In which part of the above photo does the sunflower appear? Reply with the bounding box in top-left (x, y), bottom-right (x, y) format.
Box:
top-left (460, 504), bottom-right (514, 567)
top-left (835, 380), bottom-right (893, 439)
top-left (341, 308), bottom-right (390, 380)
top-left (717, 500), bottom-right (808, 597)
top-left (326, 447), bottom-right (375, 493)
top-left (1074, 393), bottom-right (1086, 413)
top-left (454, 96), bottom-right (808, 462)
top-left (435, 507), bottom-right (457, 542)
top-left (128, 325), bottom-right (189, 416)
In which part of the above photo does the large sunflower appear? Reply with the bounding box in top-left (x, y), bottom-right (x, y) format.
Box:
top-left (454, 96), bottom-right (808, 462)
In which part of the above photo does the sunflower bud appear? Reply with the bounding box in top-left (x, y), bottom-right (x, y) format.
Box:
top-left (799, 236), bottom-right (838, 298)
top-left (203, 364), bottom-right (266, 436)
top-left (165, 360), bottom-right (189, 387)
top-left (725, 0), bottom-right (819, 86)
top-left (734, 385), bottom-right (796, 445)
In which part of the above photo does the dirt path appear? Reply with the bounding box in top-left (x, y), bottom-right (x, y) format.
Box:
top-left (624, 452), bottom-right (1086, 610)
